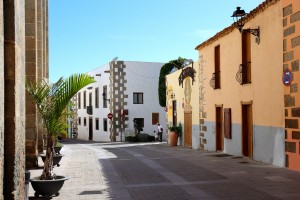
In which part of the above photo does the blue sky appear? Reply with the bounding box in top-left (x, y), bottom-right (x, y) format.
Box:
top-left (49, 0), bottom-right (264, 82)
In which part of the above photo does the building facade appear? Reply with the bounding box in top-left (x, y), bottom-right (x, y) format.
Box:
top-left (166, 0), bottom-right (300, 171)
top-left (166, 62), bottom-right (199, 148)
top-left (283, 0), bottom-right (300, 171)
top-left (196, 0), bottom-right (285, 167)
top-left (77, 60), bottom-right (166, 142)
top-left (1, 0), bottom-right (49, 199)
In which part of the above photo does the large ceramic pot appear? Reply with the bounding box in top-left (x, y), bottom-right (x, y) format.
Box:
top-left (169, 131), bottom-right (179, 146)
top-left (30, 175), bottom-right (68, 198)
top-left (39, 154), bottom-right (64, 167)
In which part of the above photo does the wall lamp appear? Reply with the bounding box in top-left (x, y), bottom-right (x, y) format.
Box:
top-left (102, 93), bottom-right (110, 103)
top-left (171, 92), bottom-right (175, 99)
top-left (231, 7), bottom-right (260, 44)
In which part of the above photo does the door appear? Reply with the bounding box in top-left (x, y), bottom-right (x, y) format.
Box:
top-left (172, 100), bottom-right (177, 126)
top-left (184, 111), bottom-right (192, 147)
top-left (242, 104), bottom-right (253, 158)
top-left (89, 117), bottom-right (93, 140)
top-left (216, 106), bottom-right (223, 151)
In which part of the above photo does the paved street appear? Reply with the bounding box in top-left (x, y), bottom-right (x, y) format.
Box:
top-left (29, 139), bottom-right (300, 200)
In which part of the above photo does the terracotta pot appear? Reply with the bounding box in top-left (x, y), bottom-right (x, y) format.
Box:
top-left (169, 131), bottom-right (179, 146)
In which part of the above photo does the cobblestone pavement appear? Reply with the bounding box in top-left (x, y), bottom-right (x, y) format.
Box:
top-left (28, 139), bottom-right (300, 199)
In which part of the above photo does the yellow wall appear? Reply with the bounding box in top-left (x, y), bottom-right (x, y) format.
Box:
top-left (199, 2), bottom-right (284, 128)
top-left (166, 63), bottom-right (199, 127)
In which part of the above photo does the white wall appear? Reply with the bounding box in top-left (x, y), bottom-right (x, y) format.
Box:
top-left (77, 61), bottom-right (166, 142)
top-left (122, 61), bottom-right (166, 140)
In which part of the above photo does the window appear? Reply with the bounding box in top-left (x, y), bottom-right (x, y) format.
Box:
top-left (103, 118), bottom-right (108, 131)
top-left (83, 91), bottom-right (86, 109)
top-left (78, 117), bottom-right (81, 125)
top-left (133, 93), bottom-right (143, 104)
top-left (214, 45), bottom-right (221, 89)
top-left (133, 118), bottom-right (144, 130)
top-left (241, 31), bottom-right (251, 84)
top-left (103, 85), bottom-right (107, 108)
top-left (95, 88), bottom-right (99, 108)
top-left (84, 117), bottom-right (86, 126)
top-left (95, 118), bottom-right (99, 130)
top-left (89, 92), bottom-right (92, 106)
top-left (152, 113), bottom-right (159, 125)
top-left (78, 92), bottom-right (81, 109)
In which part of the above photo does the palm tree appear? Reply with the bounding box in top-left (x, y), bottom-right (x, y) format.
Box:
top-left (26, 74), bottom-right (95, 180)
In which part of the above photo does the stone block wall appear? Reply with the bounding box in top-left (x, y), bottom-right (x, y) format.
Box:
top-left (25, 0), bottom-right (48, 169)
top-left (0, 0), bottom-right (48, 199)
top-left (283, 0), bottom-right (300, 171)
top-left (3, 0), bottom-right (26, 199)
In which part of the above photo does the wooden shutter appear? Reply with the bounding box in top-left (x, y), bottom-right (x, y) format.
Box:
top-left (152, 113), bottom-right (159, 125)
top-left (224, 108), bottom-right (232, 139)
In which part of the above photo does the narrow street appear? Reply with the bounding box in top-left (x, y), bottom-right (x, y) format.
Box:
top-left (29, 140), bottom-right (300, 200)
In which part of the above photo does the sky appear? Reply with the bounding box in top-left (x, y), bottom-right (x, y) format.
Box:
top-left (49, 0), bottom-right (264, 83)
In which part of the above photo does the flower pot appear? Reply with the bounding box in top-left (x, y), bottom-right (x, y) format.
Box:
top-left (39, 154), bottom-right (64, 167)
top-left (54, 146), bottom-right (62, 154)
top-left (30, 175), bottom-right (68, 198)
top-left (169, 131), bottom-right (178, 146)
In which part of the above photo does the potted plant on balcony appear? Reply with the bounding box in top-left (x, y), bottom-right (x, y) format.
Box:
top-left (168, 123), bottom-right (182, 146)
top-left (26, 74), bottom-right (95, 198)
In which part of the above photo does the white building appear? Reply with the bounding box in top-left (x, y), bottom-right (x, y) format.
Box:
top-left (76, 60), bottom-right (166, 142)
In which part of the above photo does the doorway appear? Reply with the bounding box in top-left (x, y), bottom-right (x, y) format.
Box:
top-left (184, 111), bottom-right (192, 147)
top-left (89, 117), bottom-right (93, 140)
top-left (172, 100), bottom-right (177, 126)
top-left (216, 106), bottom-right (223, 151)
top-left (242, 103), bottom-right (253, 158)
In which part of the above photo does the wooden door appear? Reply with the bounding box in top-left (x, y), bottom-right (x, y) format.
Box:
top-left (172, 100), bottom-right (177, 126)
top-left (184, 111), bottom-right (192, 147)
top-left (89, 117), bottom-right (93, 140)
top-left (216, 106), bottom-right (223, 151)
top-left (242, 104), bottom-right (253, 158)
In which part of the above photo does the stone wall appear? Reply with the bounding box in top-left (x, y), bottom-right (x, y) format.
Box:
top-left (25, 0), bottom-right (48, 169)
top-left (3, 0), bottom-right (26, 199)
top-left (283, 0), bottom-right (300, 171)
top-left (0, 0), bottom-right (49, 199)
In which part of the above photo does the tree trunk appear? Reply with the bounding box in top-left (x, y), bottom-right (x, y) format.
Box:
top-left (40, 135), bottom-right (55, 180)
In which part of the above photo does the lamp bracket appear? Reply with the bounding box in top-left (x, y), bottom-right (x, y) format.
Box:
top-left (242, 27), bottom-right (260, 44)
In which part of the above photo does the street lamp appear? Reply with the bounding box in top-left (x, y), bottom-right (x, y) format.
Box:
top-left (231, 7), bottom-right (260, 44)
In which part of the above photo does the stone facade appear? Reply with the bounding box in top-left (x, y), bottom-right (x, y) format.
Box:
top-left (283, 0), bottom-right (300, 171)
top-left (25, 0), bottom-right (49, 169)
top-left (0, 0), bottom-right (48, 199)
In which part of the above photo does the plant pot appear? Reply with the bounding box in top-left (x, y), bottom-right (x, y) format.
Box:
top-left (169, 131), bottom-right (178, 146)
top-left (39, 154), bottom-right (64, 167)
top-left (30, 175), bottom-right (68, 198)
top-left (54, 146), bottom-right (62, 154)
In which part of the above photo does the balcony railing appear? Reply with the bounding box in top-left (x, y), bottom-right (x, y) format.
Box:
top-left (86, 106), bottom-right (93, 115)
top-left (236, 62), bottom-right (251, 85)
top-left (209, 71), bottom-right (221, 89)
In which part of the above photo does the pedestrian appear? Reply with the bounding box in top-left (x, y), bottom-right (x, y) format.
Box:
top-left (157, 123), bottom-right (163, 142)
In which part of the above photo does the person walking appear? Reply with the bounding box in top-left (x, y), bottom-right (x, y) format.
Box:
top-left (157, 123), bottom-right (163, 142)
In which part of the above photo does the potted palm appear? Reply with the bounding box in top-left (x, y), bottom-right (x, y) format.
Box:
top-left (168, 123), bottom-right (182, 146)
top-left (26, 74), bottom-right (95, 198)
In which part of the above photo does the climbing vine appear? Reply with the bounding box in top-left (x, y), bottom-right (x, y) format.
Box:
top-left (158, 57), bottom-right (186, 107)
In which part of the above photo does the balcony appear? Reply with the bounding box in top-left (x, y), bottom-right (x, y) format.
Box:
top-left (86, 106), bottom-right (93, 115)
top-left (235, 62), bottom-right (251, 85)
top-left (209, 71), bottom-right (221, 89)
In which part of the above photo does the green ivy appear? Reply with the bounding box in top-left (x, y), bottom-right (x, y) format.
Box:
top-left (158, 57), bottom-right (186, 107)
